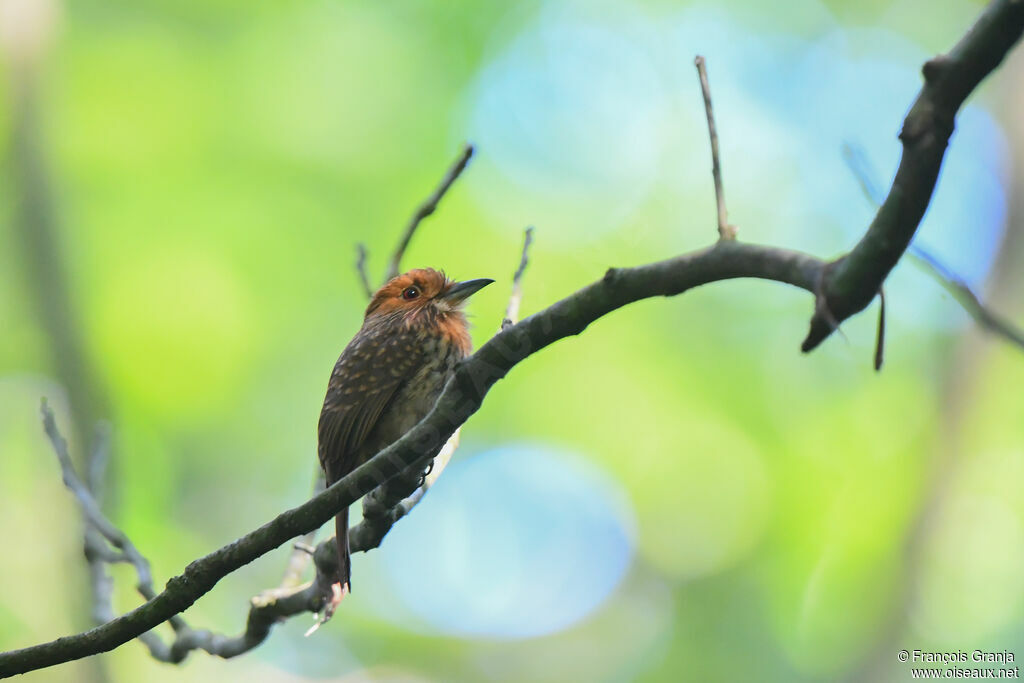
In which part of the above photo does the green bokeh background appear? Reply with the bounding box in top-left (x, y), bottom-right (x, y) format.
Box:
top-left (2, 0), bottom-right (1024, 681)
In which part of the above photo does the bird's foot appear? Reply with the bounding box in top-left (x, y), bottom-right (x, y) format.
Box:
top-left (416, 457), bottom-right (436, 488)
top-left (304, 581), bottom-right (348, 637)
top-left (326, 581), bottom-right (348, 617)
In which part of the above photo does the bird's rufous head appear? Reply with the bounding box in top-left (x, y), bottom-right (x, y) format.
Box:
top-left (365, 268), bottom-right (493, 322)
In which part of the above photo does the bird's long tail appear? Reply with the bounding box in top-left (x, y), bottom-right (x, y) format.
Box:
top-left (335, 506), bottom-right (351, 591)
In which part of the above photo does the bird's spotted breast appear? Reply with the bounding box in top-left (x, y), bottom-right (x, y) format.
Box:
top-left (362, 328), bottom-right (465, 457)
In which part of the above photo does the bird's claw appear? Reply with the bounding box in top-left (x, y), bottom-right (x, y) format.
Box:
top-left (304, 581), bottom-right (348, 637)
top-left (327, 581), bottom-right (348, 616)
top-left (416, 458), bottom-right (436, 488)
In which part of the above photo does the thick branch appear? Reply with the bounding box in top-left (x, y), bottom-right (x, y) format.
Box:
top-left (843, 143), bottom-right (1024, 352)
top-left (802, 0), bottom-right (1024, 351)
top-left (0, 240), bottom-right (823, 678)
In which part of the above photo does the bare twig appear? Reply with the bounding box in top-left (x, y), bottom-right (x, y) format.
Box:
top-left (843, 142), bottom-right (1024, 352)
top-left (84, 423), bottom-right (110, 501)
top-left (502, 227), bottom-right (534, 330)
top-left (42, 403), bottom-right (189, 663)
top-left (385, 143), bottom-right (475, 281)
top-left (43, 402), bottom-right (155, 596)
top-left (43, 404), bottom-right (302, 663)
top-left (911, 248), bottom-right (1024, 349)
top-left (874, 288), bottom-right (886, 371)
top-left (77, 424), bottom-right (181, 666)
top-left (694, 56), bottom-right (735, 241)
top-left (841, 143), bottom-right (886, 206)
top-left (82, 423), bottom-right (114, 626)
top-left (354, 244), bottom-right (373, 299)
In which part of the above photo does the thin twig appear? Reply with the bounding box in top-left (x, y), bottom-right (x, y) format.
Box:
top-left (42, 403), bottom-right (189, 663)
top-left (874, 288), bottom-right (886, 371)
top-left (694, 56), bottom-right (735, 241)
top-left (85, 422), bottom-right (110, 502)
top-left (385, 143), bottom-right (475, 281)
top-left (841, 143), bottom-right (886, 205)
top-left (79, 420), bottom-right (180, 661)
top-left (910, 248), bottom-right (1024, 349)
top-left (43, 402), bottom-right (154, 590)
top-left (354, 244), bottom-right (373, 299)
top-left (502, 227), bottom-right (534, 330)
top-left (843, 142), bottom-right (1024, 352)
top-left (82, 422), bottom-right (113, 626)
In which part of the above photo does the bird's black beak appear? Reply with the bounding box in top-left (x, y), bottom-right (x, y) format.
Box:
top-left (441, 278), bottom-right (494, 304)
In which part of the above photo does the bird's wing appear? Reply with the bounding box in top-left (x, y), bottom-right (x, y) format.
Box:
top-left (317, 325), bottom-right (423, 484)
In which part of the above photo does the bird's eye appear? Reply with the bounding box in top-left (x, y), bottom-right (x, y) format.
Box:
top-left (402, 286), bottom-right (420, 301)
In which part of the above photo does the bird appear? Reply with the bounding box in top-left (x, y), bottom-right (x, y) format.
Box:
top-left (317, 268), bottom-right (493, 612)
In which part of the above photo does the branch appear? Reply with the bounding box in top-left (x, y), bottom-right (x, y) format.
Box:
top-left (42, 403), bottom-right (161, 605)
top-left (694, 56), bottom-right (735, 241)
top-left (354, 243), bottom-right (373, 299)
top-left (843, 143), bottom-right (1024, 352)
top-left (384, 143), bottom-right (475, 282)
top-left (502, 227), bottom-right (534, 330)
top-left (802, 0), bottom-right (1024, 351)
top-left (41, 404), bottom-right (190, 662)
top-left (874, 288), bottom-right (886, 371)
top-left (910, 247), bottom-right (1024, 348)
